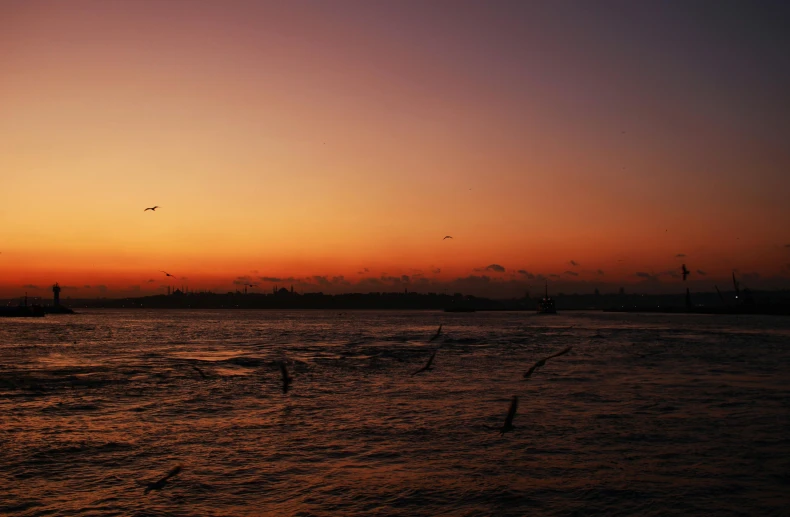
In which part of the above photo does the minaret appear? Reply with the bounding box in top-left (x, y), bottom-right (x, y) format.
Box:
top-left (52, 283), bottom-right (61, 307)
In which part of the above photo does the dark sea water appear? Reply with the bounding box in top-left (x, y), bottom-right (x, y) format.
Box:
top-left (1, 310), bottom-right (789, 516)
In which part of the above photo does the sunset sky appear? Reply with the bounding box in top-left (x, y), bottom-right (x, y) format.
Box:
top-left (2, 0), bottom-right (789, 298)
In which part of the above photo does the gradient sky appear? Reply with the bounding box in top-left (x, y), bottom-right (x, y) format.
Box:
top-left (2, 0), bottom-right (789, 298)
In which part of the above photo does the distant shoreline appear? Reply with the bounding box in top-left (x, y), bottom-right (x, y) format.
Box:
top-left (4, 288), bottom-right (789, 314)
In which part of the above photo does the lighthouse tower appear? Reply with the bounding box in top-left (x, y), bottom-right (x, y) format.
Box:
top-left (52, 282), bottom-right (61, 307)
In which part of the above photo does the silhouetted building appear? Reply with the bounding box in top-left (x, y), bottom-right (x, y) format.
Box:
top-left (52, 283), bottom-right (61, 307)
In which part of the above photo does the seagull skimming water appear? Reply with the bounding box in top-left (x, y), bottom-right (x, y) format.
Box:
top-left (280, 361), bottom-right (293, 394)
top-left (428, 324), bottom-right (442, 342)
top-left (500, 396), bottom-right (518, 435)
top-left (523, 346), bottom-right (572, 379)
top-left (411, 349), bottom-right (437, 376)
top-left (143, 465), bottom-right (182, 495)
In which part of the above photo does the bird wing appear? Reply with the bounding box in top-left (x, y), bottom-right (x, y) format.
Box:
top-left (429, 324), bottom-right (442, 342)
top-left (156, 465), bottom-right (182, 484)
top-left (545, 346), bottom-right (572, 361)
top-left (280, 362), bottom-right (290, 381)
top-left (425, 349), bottom-right (437, 368)
top-left (411, 366), bottom-right (425, 376)
top-left (504, 396), bottom-right (518, 426)
top-left (523, 362), bottom-right (539, 378)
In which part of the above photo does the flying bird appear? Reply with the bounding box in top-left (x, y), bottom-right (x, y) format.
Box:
top-left (279, 361), bottom-right (293, 394)
top-left (443, 236), bottom-right (453, 240)
top-left (523, 346), bottom-right (572, 379)
top-left (428, 324), bottom-right (442, 342)
top-left (192, 365), bottom-right (207, 379)
top-left (681, 264), bottom-right (690, 281)
top-left (160, 271), bottom-right (177, 278)
top-left (411, 349), bottom-right (437, 376)
top-left (144, 206), bottom-right (159, 211)
top-left (143, 465), bottom-right (182, 495)
top-left (500, 396), bottom-right (518, 435)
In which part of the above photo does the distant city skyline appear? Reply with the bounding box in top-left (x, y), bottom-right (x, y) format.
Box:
top-left (2, 1), bottom-right (789, 297)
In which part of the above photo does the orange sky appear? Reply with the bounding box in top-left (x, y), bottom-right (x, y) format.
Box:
top-left (2, 1), bottom-right (789, 298)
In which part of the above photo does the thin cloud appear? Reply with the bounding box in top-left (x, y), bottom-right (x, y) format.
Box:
top-left (331, 276), bottom-right (350, 285)
top-left (260, 276), bottom-right (282, 282)
top-left (312, 276), bottom-right (331, 286)
top-left (563, 270), bottom-right (579, 277)
top-left (22, 284), bottom-right (39, 289)
top-left (83, 285), bottom-right (91, 289)
top-left (233, 276), bottom-right (255, 286)
top-left (61, 285), bottom-right (79, 289)
top-left (431, 268), bottom-right (441, 274)
top-left (474, 264), bottom-right (505, 273)
top-left (517, 269), bottom-right (534, 279)
top-left (147, 279), bottom-right (156, 283)
top-left (675, 253), bottom-right (686, 258)
top-left (357, 267), bottom-right (370, 275)
top-left (549, 274), bottom-right (560, 279)
top-left (401, 275), bottom-right (410, 282)
top-left (596, 269), bottom-right (605, 276)
top-left (635, 272), bottom-right (659, 281)
top-left (696, 270), bottom-right (707, 275)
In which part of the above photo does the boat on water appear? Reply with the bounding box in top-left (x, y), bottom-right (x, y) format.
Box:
top-left (537, 282), bottom-right (557, 314)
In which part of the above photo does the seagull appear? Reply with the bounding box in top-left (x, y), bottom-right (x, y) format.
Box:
top-left (523, 346), bottom-right (572, 378)
top-left (279, 361), bottom-right (293, 394)
top-left (143, 465), bottom-right (182, 495)
top-left (428, 324), bottom-right (442, 342)
top-left (500, 396), bottom-right (518, 435)
top-left (681, 264), bottom-right (690, 281)
top-left (411, 349), bottom-right (437, 376)
top-left (192, 365), bottom-right (207, 379)
top-left (144, 206), bottom-right (159, 211)
top-left (443, 236), bottom-right (453, 240)
top-left (160, 271), bottom-right (177, 278)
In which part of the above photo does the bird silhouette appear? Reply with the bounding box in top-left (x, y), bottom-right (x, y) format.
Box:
top-left (144, 206), bottom-right (159, 211)
top-left (192, 365), bottom-right (207, 379)
top-left (523, 346), bottom-right (572, 378)
top-left (428, 324), bottom-right (442, 342)
top-left (411, 349), bottom-right (437, 376)
top-left (500, 396), bottom-right (518, 435)
top-left (280, 361), bottom-right (293, 394)
top-left (143, 465), bottom-right (182, 495)
top-left (160, 271), bottom-right (177, 278)
top-left (443, 236), bottom-right (453, 240)
top-left (681, 264), bottom-right (690, 281)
